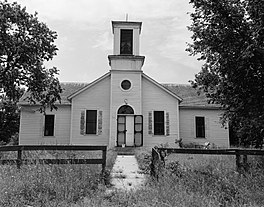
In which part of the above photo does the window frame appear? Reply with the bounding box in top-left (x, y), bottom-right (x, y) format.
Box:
top-left (44, 114), bottom-right (55, 137)
top-left (195, 116), bottom-right (205, 138)
top-left (120, 29), bottom-right (133, 55)
top-left (153, 111), bottom-right (165, 135)
top-left (121, 79), bottom-right (132, 90)
top-left (85, 110), bottom-right (98, 135)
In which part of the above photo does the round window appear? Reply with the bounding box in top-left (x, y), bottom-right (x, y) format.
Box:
top-left (121, 80), bottom-right (131, 90)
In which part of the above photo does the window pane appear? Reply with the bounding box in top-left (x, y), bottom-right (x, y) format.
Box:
top-left (117, 132), bottom-right (125, 145)
top-left (86, 110), bottom-right (97, 134)
top-left (118, 124), bottom-right (125, 131)
top-left (121, 80), bottom-right (131, 90)
top-left (135, 124), bottom-right (142, 132)
top-left (117, 105), bottom-right (134, 114)
top-left (118, 116), bottom-right (125, 123)
top-left (44, 115), bottom-right (54, 136)
top-left (196, 117), bottom-right (205, 138)
top-left (134, 133), bottom-right (142, 146)
top-left (135, 115), bottom-right (142, 123)
top-left (154, 111), bottom-right (164, 135)
top-left (120, 29), bottom-right (133, 55)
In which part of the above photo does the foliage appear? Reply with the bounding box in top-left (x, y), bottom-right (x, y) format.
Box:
top-left (0, 1), bottom-right (62, 143)
top-left (187, 0), bottom-right (264, 147)
top-left (0, 88), bottom-right (23, 144)
top-left (0, 101), bottom-right (19, 144)
top-left (0, 0), bottom-right (62, 112)
top-left (134, 147), bottom-right (152, 174)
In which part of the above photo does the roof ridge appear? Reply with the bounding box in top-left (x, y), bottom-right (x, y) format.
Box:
top-left (60, 82), bottom-right (89, 84)
top-left (161, 83), bottom-right (192, 86)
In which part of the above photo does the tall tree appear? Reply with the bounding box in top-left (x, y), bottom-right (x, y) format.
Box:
top-left (0, 1), bottom-right (62, 143)
top-left (187, 0), bottom-right (264, 147)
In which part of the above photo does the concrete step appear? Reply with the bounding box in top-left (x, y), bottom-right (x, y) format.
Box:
top-left (115, 147), bottom-right (135, 155)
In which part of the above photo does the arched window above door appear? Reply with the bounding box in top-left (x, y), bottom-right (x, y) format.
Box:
top-left (117, 105), bottom-right (134, 114)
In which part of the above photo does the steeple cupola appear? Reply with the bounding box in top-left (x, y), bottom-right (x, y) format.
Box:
top-left (108, 21), bottom-right (145, 70)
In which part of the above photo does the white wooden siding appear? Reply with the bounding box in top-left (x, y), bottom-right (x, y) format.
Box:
top-left (110, 59), bottom-right (143, 70)
top-left (19, 105), bottom-right (71, 145)
top-left (71, 75), bottom-right (110, 145)
top-left (179, 108), bottom-right (229, 147)
top-left (109, 70), bottom-right (142, 147)
top-left (142, 76), bottom-right (180, 147)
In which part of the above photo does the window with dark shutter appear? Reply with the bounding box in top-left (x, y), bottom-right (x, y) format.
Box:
top-left (120, 29), bottom-right (133, 55)
top-left (154, 111), bottom-right (165, 135)
top-left (86, 110), bottom-right (97, 134)
top-left (44, 115), bottom-right (55, 136)
top-left (196, 116), bottom-right (205, 138)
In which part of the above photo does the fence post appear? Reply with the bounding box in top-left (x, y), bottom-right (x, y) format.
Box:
top-left (242, 155), bottom-right (248, 172)
top-left (101, 147), bottom-right (107, 175)
top-left (17, 149), bottom-right (22, 169)
top-left (235, 150), bottom-right (241, 173)
top-left (150, 148), bottom-right (155, 177)
top-left (151, 147), bottom-right (161, 180)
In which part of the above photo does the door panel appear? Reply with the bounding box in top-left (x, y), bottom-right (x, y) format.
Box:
top-left (117, 115), bottom-right (126, 146)
top-left (126, 116), bottom-right (134, 146)
top-left (118, 124), bottom-right (125, 131)
top-left (117, 132), bottom-right (125, 145)
top-left (134, 115), bottom-right (143, 146)
top-left (134, 133), bottom-right (142, 146)
top-left (135, 124), bottom-right (142, 131)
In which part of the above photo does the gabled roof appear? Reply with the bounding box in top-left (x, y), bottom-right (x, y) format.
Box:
top-left (142, 73), bottom-right (183, 102)
top-left (67, 72), bottom-right (110, 99)
top-left (19, 73), bottom-right (220, 109)
top-left (18, 82), bottom-right (89, 105)
top-left (163, 84), bottom-right (220, 108)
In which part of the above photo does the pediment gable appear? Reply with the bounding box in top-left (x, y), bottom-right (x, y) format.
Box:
top-left (19, 72), bottom-right (219, 109)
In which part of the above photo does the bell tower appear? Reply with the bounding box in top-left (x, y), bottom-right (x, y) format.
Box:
top-left (108, 21), bottom-right (145, 70)
top-left (108, 20), bottom-right (145, 147)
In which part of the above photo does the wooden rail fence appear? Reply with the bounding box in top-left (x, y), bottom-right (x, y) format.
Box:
top-left (151, 147), bottom-right (264, 178)
top-left (0, 145), bottom-right (107, 174)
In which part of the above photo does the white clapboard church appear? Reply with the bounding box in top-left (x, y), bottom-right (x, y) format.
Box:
top-left (18, 21), bottom-right (229, 148)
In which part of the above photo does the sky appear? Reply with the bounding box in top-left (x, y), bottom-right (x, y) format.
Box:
top-left (13, 0), bottom-right (204, 84)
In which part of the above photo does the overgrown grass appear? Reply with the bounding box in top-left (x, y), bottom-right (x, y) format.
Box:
top-left (77, 148), bottom-right (264, 207)
top-left (1, 147), bottom-right (264, 206)
top-left (0, 148), bottom-right (117, 206)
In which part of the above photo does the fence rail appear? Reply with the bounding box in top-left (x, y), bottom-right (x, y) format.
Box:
top-left (151, 147), bottom-right (264, 178)
top-left (0, 145), bottom-right (107, 174)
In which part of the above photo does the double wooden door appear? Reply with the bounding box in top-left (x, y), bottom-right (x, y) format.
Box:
top-left (117, 115), bottom-right (143, 147)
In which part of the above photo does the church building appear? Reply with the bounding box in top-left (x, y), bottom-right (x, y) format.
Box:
top-left (18, 21), bottom-right (229, 148)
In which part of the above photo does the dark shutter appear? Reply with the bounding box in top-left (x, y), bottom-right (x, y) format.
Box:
top-left (80, 110), bottom-right (85, 135)
top-left (98, 111), bottom-right (103, 135)
top-left (166, 112), bottom-right (170, 136)
top-left (148, 112), bottom-right (152, 134)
